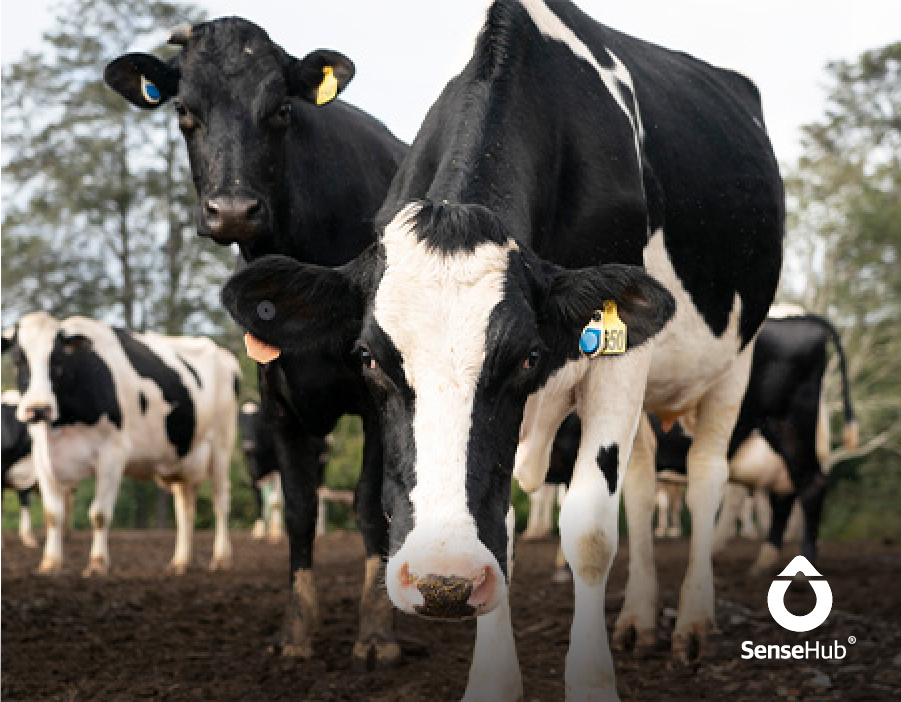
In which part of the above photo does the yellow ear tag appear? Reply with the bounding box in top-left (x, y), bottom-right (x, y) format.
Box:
top-left (316, 65), bottom-right (339, 105)
top-left (601, 300), bottom-right (627, 354)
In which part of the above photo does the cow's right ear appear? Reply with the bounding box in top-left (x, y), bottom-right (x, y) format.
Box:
top-left (104, 53), bottom-right (179, 109)
top-left (221, 249), bottom-right (375, 356)
top-left (2, 326), bottom-right (16, 353)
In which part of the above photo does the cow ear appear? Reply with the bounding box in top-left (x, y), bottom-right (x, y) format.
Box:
top-left (221, 249), bottom-right (375, 355)
top-left (2, 326), bottom-right (16, 353)
top-left (541, 262), bottom-right (675, 355)
top-left (104, 53), bottom-right (179, 109)
top-left (288, 50), bottom-right (355, 106)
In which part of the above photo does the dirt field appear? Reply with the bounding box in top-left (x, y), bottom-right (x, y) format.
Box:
top-left (2, 529), bottom-right (899, 701)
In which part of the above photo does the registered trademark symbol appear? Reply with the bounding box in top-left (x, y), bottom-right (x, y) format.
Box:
top-left (848, 636), bottom-right (857, 644)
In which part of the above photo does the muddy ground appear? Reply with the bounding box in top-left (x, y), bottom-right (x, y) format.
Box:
top-left (2, 530), bottom-right (899, 701)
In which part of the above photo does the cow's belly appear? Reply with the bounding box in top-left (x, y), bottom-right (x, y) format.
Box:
top-left (728, 431), bottom-right (793, 494)
top-left (642, 230), bottom-right (745, 415)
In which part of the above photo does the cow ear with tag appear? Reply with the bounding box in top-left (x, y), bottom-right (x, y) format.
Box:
top-left (104, 53), bottom-right (180, 110)
top-left (288, 50), bottom-right (355, 106)
top-left (541, 261), bottom-right (675, 356)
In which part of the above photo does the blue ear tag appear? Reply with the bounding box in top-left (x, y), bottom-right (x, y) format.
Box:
top-left (141, 75), bottom-right (161, 104)
top-left (579, 313), bottom-right (605, 358)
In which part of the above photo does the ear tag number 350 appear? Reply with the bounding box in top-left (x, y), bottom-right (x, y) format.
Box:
top-left (579, 301), bottom-right (627, 358)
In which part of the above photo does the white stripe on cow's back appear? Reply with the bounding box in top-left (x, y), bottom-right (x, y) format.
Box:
top-left (519, 0), bottom-right (644, 161)
top-left (374, 205), bottom-right (516, 529)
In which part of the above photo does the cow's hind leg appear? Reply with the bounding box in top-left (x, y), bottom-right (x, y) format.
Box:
top-left (614, 414), bottom-right (658, 656)
top-left (209, 447), bottom-right (233, 572)
top-left (352, 410), bottom-right (401, 671)
top-left (168, 481), bottom-right (196, 575)
top-left (673, 350), bottom-right (752, 664)
top-left (18, 490), bottom-right (37, 548)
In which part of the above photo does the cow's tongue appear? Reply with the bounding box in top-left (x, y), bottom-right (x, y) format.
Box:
top-left (244, 332), bottom-right (281, 363)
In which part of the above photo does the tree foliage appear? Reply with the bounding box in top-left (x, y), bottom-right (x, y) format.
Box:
top-left (782, 42), bottom-right (901, 539)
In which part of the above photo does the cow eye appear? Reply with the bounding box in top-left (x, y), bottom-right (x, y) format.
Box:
top-left (172, 99), bottom-right (197, 130)
top-left (358, 346), bottom-right (378, 372)
top-left (523, 347), bottom-right (541, 371)
top-left (269, 100), bottom-right (292, 128)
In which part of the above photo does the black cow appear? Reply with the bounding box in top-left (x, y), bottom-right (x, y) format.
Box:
top-left (105, 17), bottom-right (407, 667)
top-left (223, 1), bottom-right (783, 697)
top-left (2, 391), bottom-right (38, 547)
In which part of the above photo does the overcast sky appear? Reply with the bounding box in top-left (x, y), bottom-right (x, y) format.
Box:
top-left (2, 1), bottom-right (900, 165)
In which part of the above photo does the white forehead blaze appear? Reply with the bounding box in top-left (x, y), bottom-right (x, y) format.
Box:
top-left (373, 206), bottom-right (516, 526)
top-left (16, 312), bottom-right (60, 376)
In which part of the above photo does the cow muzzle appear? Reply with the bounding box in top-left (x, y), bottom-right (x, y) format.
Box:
top-left (387, 539), bottom-right (505, 620)
top-left (201, 194), bottom-right (268, 244)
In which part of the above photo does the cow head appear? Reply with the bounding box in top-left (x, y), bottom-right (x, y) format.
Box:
top-left (222, 201), bottom-right (675, 619)
top-left (104, 17), bottom-right (354, 247)
top-left (3, 312), bottom-right (99, 425)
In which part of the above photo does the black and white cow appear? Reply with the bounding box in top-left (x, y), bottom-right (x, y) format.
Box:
top-left (223, 1), bottom-right (783, 698)
top-left (2, 390), bottom-right (38, 547)
top-left (2, 312), bottom-right (240, 576)
top-left (239, 400), bottom-right (285, 543)
top-left (105, 18), bottom-right (407, 666)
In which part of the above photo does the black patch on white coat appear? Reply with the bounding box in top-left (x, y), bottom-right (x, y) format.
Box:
top-left (138, 391), bottom-right (148, 415)
top-left (113, 329), bottom-right (195, 458)
top-left (177, 354), bottom-right (202, 388)
top-left (596, 444), bottom-right (619, 495)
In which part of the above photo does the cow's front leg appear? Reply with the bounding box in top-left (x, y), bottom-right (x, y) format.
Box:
top-left (614, 414), bottom-right (658, 655)
top-left (463, 508), bottom-right (522, 702)
top-left (674, 348), bottom-right (751, 663)
top-left (18, 490), bottom-right (37, 548)
top-left (35, 479), bottom-right (67, 575)
top-left (84, 457), bottom-right (124, 577)
top-left (277, 427), bottom-right (322, 659)
top-left (562, 353), bottom-right (649, 702)
top-left (209, 445), bottom-right (233, 572)
top-left (352, 410), bottom-right (401, 671)
top-left (167, 481), bottom-right (196, 575)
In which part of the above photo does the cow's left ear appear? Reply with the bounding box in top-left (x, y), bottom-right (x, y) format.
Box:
top-left (540, 262), bottom-right (675, 354)
top-left (104, 53), bottom-right (179, 110)
top-left (2, 326), bottom-right (16, 353)
top-left (288, 50), bottom-right (355, 106)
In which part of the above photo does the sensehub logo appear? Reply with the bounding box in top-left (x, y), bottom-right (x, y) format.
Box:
top-left (741, 556), bottom-right (854, 661)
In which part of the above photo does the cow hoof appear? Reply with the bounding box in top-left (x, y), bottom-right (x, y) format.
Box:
top-left (672, 624), bottom-right (709, 665)
top-left (35, 558), bottom-right (63, 576)
top-left (352, 637), bottom-right (402, 672)
top-left (166, 561), bottom-right (188, 576)
top-left (21, 534), bottom-right (38, 549)
top-left (280, 642), bottom-right (315, 660)
top-left (82, 557), bottom-right (109, 578)
top-left (209, 556), bottom-right (232, 572)
top-left (612, 621), bottom-right (656, 656)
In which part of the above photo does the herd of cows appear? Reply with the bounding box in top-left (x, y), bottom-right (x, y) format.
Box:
top-left (1, 3), bottom-right (859, 700)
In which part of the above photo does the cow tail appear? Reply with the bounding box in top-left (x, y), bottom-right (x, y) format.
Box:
top-left (808, 314), bottom-right (858, 450)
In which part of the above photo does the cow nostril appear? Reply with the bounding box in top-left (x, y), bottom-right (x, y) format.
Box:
top-left (414, 574), bottom-right (477, 619)
top-left (246, 199), bottom-right (262, 221)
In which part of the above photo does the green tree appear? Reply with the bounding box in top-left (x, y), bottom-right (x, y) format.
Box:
top-left (782, 42), bottom-right (901, 539)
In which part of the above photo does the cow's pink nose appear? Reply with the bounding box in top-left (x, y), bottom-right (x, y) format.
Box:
top-left (397, 562), bottom-right (495, 620)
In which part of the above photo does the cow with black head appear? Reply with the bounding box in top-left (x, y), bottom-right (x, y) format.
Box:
top-left (105, 18), bottom-right (407, 667)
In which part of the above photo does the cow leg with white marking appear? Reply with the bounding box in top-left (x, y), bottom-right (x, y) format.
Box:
top-left (711, 483), bottom-right (748, 555)
top-left (352, 410), bottom-right (400, 671)
top-left (18, 490), bottom-right (37, 548)
top-left (267, 473), bottom-right (285, 544)
top-left (560, 350), bottom-right (650, 701)
top-left (83, 453), bottom-right (125, 577)
top-left (523, 483), bottom-right (557, 540)
top-left (614, 414), bottom-right (658, 655)
top-left (463, 508), bottom-right (522, 702)
top-left (673, 348), bottom-right (753, 662)
top-left (168, 481), bottom-right (196, 575)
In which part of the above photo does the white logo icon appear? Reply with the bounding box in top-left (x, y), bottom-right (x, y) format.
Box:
top-left (767, 555), bottom-right (833, 633)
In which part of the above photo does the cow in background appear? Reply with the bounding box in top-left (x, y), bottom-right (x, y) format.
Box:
top-left (3, 312), bottom-right (240, 576)
top-left (2, 390), bottom-right (38, 547)
top-left (105, 17), bottom-right (407, 666)
top-left (239, 400), bottom-right (287, 543)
